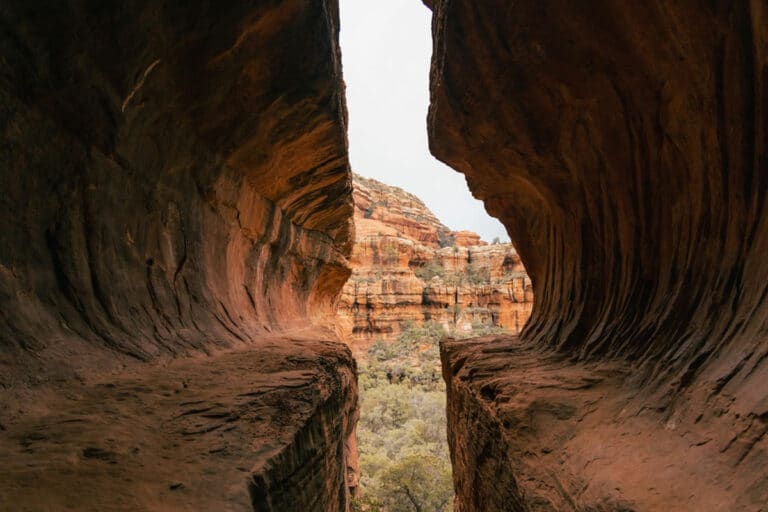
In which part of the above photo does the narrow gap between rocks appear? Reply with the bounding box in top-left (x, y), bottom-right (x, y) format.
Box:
top-left (337, 3), bottom-right (533, 509)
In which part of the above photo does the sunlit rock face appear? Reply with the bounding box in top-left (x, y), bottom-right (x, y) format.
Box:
top-left (428, 0), bottom-right (768, 510)
top-left (336, 174), bottom-right (532, 355)
top-left (0, 1), bottom-right (357, 510)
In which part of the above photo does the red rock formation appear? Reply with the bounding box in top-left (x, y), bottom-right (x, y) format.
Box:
top-left (0, 2), bottom-right (357, 510)
top-left (337, 174), bottom-right (532, 355)
top-left (6, 0), bottom-right (765, 509)
top-left (452, 230), bottom-right (485, 247)
top-left (428, 0), bottom-right (768, 509)
top-left (352, 173), bottom-right (453, 247)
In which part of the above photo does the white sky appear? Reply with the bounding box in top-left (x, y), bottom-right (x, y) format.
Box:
top-left (338, 0), bottom-right (510, 243)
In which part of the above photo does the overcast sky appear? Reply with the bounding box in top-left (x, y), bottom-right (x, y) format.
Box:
top-left (338, 0), bottom-right (510, 243)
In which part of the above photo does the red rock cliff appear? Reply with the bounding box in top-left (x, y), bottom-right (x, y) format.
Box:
top-left (428, 1), bottom-right (768, 510)
top-left (0, 2), bottom-right (357, 510)
top-left (336, 174), bottom-right (532, 354)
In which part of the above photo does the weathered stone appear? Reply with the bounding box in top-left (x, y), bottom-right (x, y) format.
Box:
top-left (0, 1), bottom-right (356, 510)
top-left (0, 337), bottom-right (358, 512)
top-left (428, 0), bottom-right (768, 509)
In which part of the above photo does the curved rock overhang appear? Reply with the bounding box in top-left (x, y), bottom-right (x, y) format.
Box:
top-left (0, 2), bottom-right (357, 510)
top-left (427, 0), bottom-right (768, 509)
top-left (0, 0), bottom-right (353, 376)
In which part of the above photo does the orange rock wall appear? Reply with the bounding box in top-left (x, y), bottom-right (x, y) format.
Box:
top-left (337, 174), bottom-right (532, 353)
top-left (427, 0), bottom-right (768, 509)
top-left (0, 2), bottom-right (357, 510)
top-left (0, 1), bottom-right (353, 377)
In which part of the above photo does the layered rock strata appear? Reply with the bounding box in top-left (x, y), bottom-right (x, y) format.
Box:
top-left (427, 0), bottom-right (768, 509)
top-left (336, 174), bottom-right (532, 354)
top-left (0, 1), bottom-right (356, 510)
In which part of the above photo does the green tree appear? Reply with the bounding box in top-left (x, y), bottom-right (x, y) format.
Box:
top-left (376, 454), bottom-right (453, 511)
top-left (355, 323), bottom-right (497, 512)
top-left (384, 244), bottom-right (399, 265)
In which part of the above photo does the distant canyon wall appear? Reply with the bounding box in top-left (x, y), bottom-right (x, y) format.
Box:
top-left (336, 174), bottom-right (532, 353)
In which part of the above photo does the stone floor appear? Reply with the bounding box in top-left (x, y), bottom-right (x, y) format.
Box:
top-left (0, 335), bottom-right (357, 512)
top-left (441, 335), bottom-right (768, 512)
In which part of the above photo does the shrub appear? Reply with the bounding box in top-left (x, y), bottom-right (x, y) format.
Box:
top-left (354, 322), bottom-right (453, 510)
top-left (413, 261), bottom-right (445, 281)
top-left (355, 322), bottom-right (508, 511)
top-left (383, 244), bottom-right (399, 266)
top-left (465, 263), bottom-right (491, 285)
top-left (437, 230), bottom-right (455, 248)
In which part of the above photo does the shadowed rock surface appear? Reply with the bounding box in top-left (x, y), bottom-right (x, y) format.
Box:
top-left (1, 335), bottom-right (357, 512)
top-left (427, 0), bottom-right (768, 510)
top-left (0, 1), bottom-right (357, 510)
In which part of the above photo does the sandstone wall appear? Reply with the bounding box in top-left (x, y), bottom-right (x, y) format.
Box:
top-left (0, 2), bottom-right (356, 510)
top-left (427, 0), bottom-right (768, 509)
top-left (337, 174), bottom-right (532, 353)
top-left (1, 0), bottom-right (353, 378)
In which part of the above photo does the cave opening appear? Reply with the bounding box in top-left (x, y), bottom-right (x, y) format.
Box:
top-left (336, 1), bottom-right (532, 509)
top-left (3, 1), bottom-right (767, 510)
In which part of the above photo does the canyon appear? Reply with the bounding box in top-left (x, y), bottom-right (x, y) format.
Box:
top-left (336, 174), bottom-right (532, 354)
top-left (0, 0), bottom-right (767, 511)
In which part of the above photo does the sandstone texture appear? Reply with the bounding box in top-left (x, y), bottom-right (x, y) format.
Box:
top-left (1, 335), bottom-right (357, 512)
top-left (336, 174), bottom-right (532, 354)
top-left (428, 0), bottom-right (768, 510)
top-left (0, 1), bottom-right (356, 510)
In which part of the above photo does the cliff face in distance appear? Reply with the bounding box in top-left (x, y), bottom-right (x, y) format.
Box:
top-left (427, 0), bottom-right (768, 510)
top-left (336, 174), bottom-right (532, 354)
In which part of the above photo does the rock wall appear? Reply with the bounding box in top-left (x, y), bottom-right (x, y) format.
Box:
top-left (427, 0), bottom-right (768, 509)
top-left (0, 0), bottom-right (353, 377)
top-left (0, 337), bottom-right (359, 512)
top-left (336, 174), bottom-right (532, 353)
top-left (0, 1), bottom-right (357, 510)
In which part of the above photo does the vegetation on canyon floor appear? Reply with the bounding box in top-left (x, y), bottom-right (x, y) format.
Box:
top-left (352, 322), bottom-right (505, 512)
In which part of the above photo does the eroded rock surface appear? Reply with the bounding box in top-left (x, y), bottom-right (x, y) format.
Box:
top-left (1, 335), bottom-right (357, 512)
top-left (0, 0), bottom-right (352, 376)
top-left (443, 336), bottom-right (765, 511)
top-left (428, 0), bottom-right (768, 509)
top-left (0, 1), bottom-right (356, 510)
top-left (336, 174), bottom-right (532, 354)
